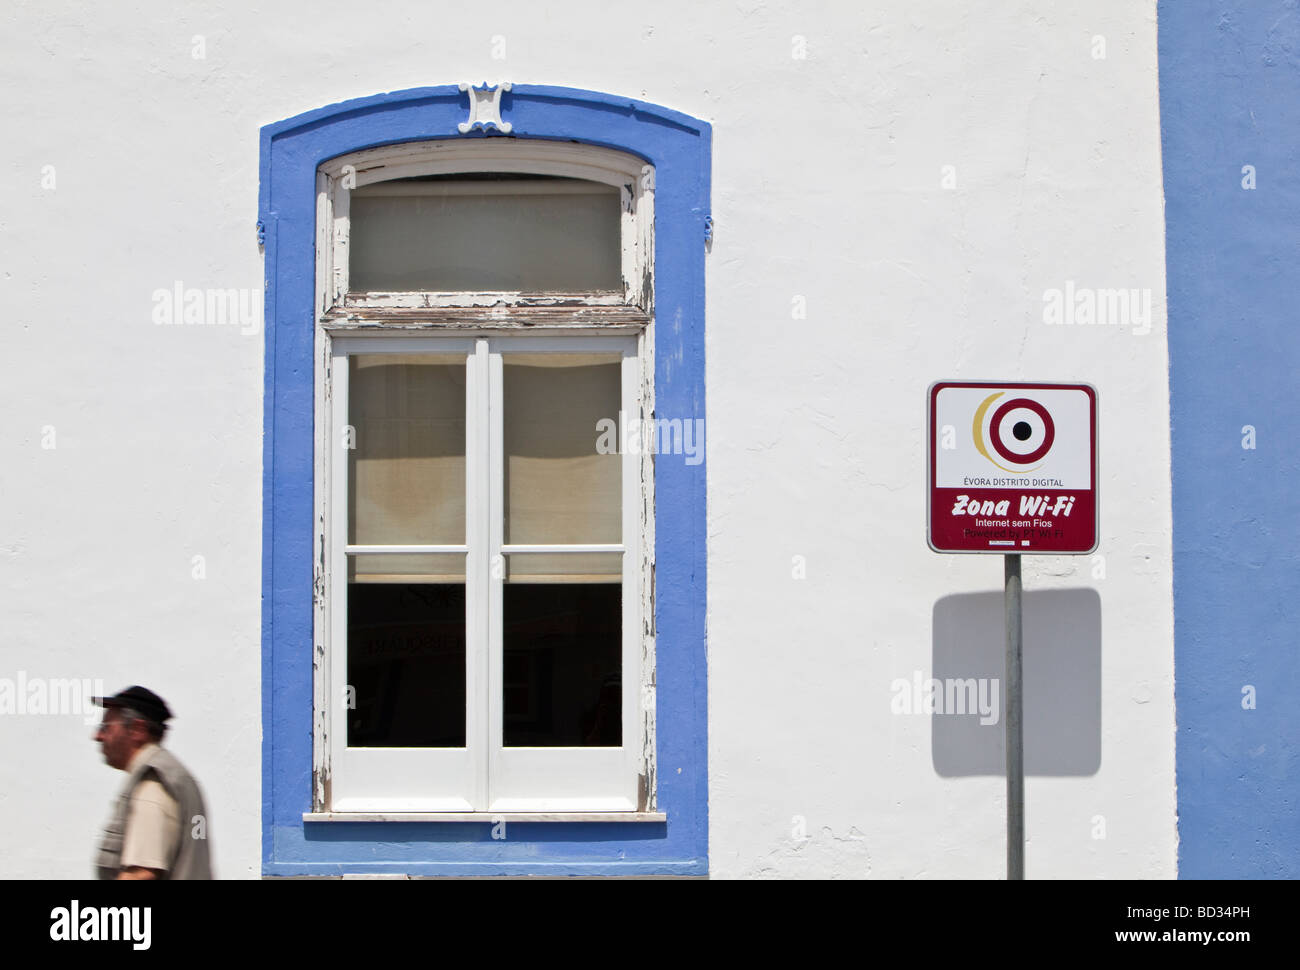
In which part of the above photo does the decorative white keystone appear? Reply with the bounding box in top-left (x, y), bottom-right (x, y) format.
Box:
top-left (458, 82), bottom-right (512, 134)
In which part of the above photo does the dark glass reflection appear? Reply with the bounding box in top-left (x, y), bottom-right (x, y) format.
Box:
top-left (503, 584), bottom-right (621, 747)
top-left (347, 583), bottom-right (466, 747)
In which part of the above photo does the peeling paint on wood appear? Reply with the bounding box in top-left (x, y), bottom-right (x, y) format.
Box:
top-left (345, 291), bottom-right (630, 310)
top-left (322, 305), bottom-right (650, 330)
top-left (638, 316), bottom-right (657, 810)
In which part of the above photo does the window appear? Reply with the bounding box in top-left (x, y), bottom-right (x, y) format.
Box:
top-left (313, 140), bottom-right (655, 814)
top-left (261, 85), bottom-right (709, 873)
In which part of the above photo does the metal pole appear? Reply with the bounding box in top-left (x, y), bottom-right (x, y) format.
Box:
top-left (1005, 554), bottom-right (1024, 880)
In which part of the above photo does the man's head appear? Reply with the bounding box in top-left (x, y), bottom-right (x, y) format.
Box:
top-left (92, 687), bottom-right (171, 771)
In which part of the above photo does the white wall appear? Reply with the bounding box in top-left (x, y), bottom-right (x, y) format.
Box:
top-left (0, 0), bottom-right (1171, 878)
top-left (705, 2), bottom-right (1172, 878)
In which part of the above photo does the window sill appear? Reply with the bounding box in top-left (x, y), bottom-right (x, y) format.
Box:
top-left (303, 812), bottom-right (667, 823)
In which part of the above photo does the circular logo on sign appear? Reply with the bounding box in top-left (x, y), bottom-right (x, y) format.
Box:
top-left (973, 393), bottom-right (1055, 472)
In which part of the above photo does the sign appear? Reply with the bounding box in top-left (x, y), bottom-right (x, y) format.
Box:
top-left (928, 382), bottom-right (1097, 554)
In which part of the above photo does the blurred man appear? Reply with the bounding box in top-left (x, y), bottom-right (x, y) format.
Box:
top-left (92, 686), bottom-right (212, 880)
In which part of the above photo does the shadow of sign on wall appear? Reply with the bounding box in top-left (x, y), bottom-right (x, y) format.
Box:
top-left (930, 588), bottom-right (1101, 777)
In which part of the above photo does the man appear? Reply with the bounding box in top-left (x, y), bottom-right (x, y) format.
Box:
top-left (92, 686), bottom-right (212, 880)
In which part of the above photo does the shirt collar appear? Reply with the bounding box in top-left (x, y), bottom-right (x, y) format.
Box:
top-left (126, 742), bottom-right (160, 773)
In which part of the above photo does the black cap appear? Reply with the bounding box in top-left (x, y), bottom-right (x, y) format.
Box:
top-left (94, 686), bottom-right (173, 726)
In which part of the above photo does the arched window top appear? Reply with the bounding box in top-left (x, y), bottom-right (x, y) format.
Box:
top-left (320, 137), bottom-right (651, 189)
top-left (318, 138), bottom-right (654, 309)
top-left (260, 84), bottom-right (708, 318)
top-left (260, 83), bottom-right (709, 157)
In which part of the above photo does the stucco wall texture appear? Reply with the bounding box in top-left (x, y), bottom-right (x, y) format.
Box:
top-left (0, 1), bottom-right (1172, 878)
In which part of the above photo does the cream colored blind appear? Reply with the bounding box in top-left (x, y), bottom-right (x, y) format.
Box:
top-left (504, 354), bottom-right (623, 550)
top-left (349, 355), bottom-right (466, 554)
top-left (505, 552), bottom-right (621, 584)
top-left (349, 553), bottom-right (466, 585)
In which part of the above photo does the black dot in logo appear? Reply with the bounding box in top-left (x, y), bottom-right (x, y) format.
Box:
top-left (1012, 421), bottom-right (1032, 441)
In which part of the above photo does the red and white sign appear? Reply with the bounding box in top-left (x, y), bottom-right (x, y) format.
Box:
top-left (928, 382), bottom-right (1098, 554)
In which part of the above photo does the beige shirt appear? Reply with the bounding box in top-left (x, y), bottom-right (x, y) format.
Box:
top-left (119, 744), bottom-right (181, 873)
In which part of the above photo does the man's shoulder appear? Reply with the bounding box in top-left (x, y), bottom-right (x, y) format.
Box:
top-left (143, 744), bottom-right (197, 776)
top-left (130, 778), bottom-right (180, 815)
top-left (137, 746), bottom-right (208, 811)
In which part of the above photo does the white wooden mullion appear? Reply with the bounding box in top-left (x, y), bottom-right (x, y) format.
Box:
top-left (330, 335), bottom-right (477, 356)
top-left (328, 344), bottom-right (350, 800)
top-left (323, 320), bottom-right (647, 337)
top-left (467, 339), bottom-right (491, 812)
top-left (358, 182), bottom-right (619, 198)
top-left (619, 179), bottom-right (637, 305)
top-left (486, 342), bottom-right (505, 809)
top-left (346, 291), bottom-right (625, 309)
top-left (319, 140), bottom-right (644, 190)
top-left (313, 174), bottom-right (334, 810)
top-left (311, 329), bottom-right (332, 811)
top-left (305, 811), bottom-right (667, 823)
top-left (636, 315), bottom-right (657, 809)
top-left (490, 335), bottom-right (637, 354)
top-left (345, 545), bottom-right (468, 555)
top-left (316, 172), bottom-right (333, 318)
top-left (332, 178), bottom-right (350, 306)
top-left (501, 544), bottom-right (625, 554)
top-left (348, 158), bottom-right (631, 188)
top-left (637, 166), bottom-right (655, 314)
top-left (620, 345), bottom-right (642, 803)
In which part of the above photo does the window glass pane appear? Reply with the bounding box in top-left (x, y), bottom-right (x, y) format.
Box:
top-left (348, 355), bottom-right (465, 546)
top-left (504, 354), bottom-right (622, 545)
top-left (503, 583), bottom-right (621, 748)
top-left (347, 561), bottom-right (466, 748)
top-left (349, 175), bottom-right (622, 292)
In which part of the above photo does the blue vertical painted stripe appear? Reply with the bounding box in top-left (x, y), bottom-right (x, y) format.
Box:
top-left (258, 86), bottom-right (710, 875)
top-left (1159, 1), bottom-right (1300, 878)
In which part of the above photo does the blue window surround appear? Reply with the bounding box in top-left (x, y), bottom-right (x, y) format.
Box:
top-left (258, 85), bottom-right (710, 876)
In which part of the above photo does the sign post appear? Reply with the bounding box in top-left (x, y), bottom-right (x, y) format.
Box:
top-left (928, 382), bottom-right (1098, 880)
top-left (1004, 553), bottom-right (1023, 881)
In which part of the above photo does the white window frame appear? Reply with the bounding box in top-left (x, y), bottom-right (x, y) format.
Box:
top-left (316, 140), bottom-right (655, 314)
top-left (308, 140), bottom-right (658, 820)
